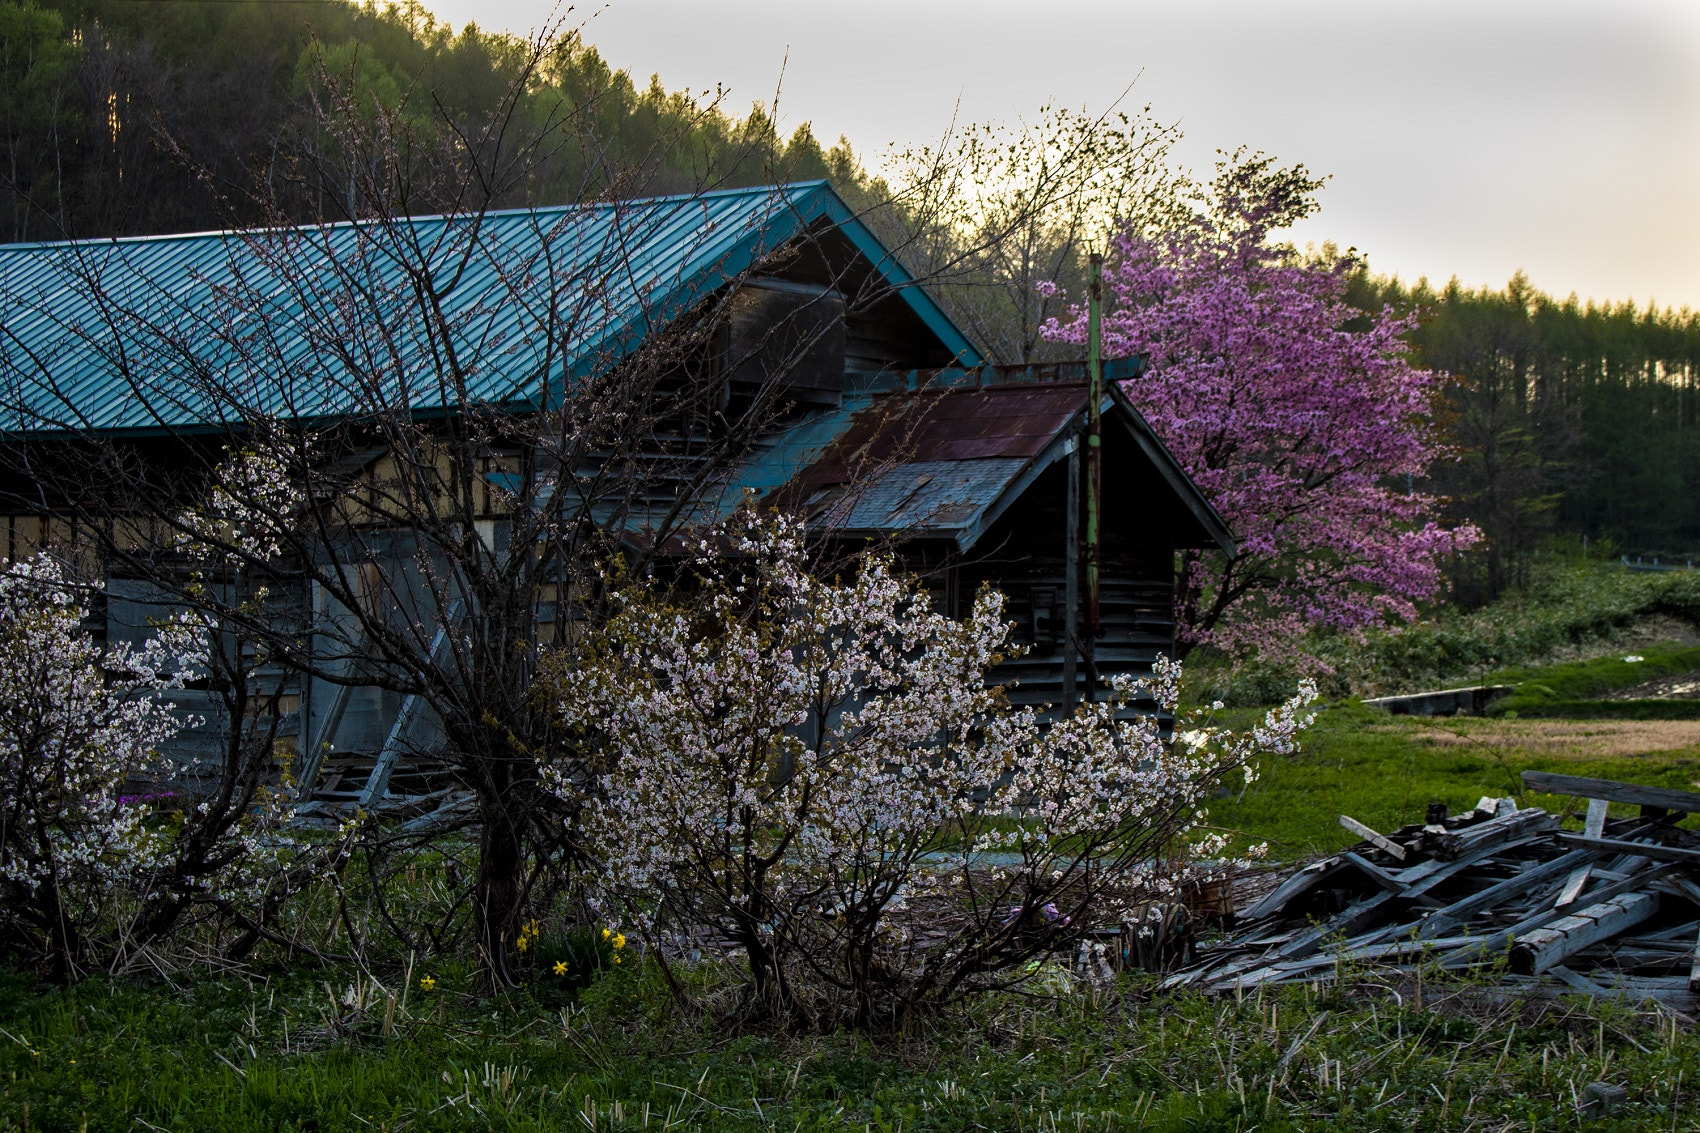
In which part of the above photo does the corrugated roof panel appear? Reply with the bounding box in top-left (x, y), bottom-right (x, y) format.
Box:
top-left (715, 381), bottom-right (1091, 549)
top-left (0, 183), bottom-right (980, 435)
top-left (823, 458), bottom-right (1031, 533)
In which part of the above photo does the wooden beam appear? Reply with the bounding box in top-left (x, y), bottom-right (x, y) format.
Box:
top-left (1556, 834), bottom-right (1700, 865)
top-left (1341, 851), bottom-right (1410, 894)
top-left (1338, 815), bottom-right (1407, 861)
top-left (1510, 891), bottom-right (1660, 975)
top-left (1521, 771), bottom-right (1700, 815)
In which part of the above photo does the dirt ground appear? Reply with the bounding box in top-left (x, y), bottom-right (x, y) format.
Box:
top-left (1376, 716), bottom-right (1700, 761)
top-left (1607, 672), bottom-right (1700, 699)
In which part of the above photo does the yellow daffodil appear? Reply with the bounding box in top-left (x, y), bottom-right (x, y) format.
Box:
top-left (612, 933), bottom-right (626, 950)
top-left (612, 955), bottom-right (621, 964)
top-left (553, 960), bottom-right (568, 976)
top-left (601, 928), bottom-right (611, 940)
top-left (516, 935), bottom-right (529, 951)
top-left (420, 975), bottom-right (436, 992)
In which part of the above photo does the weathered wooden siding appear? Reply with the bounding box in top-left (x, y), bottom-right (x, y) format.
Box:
top-left (957, 459), bottom-right (1176, 716)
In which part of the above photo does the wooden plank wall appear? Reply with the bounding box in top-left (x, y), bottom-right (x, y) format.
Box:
top-left (952, 459), bottom-right (1178, 720)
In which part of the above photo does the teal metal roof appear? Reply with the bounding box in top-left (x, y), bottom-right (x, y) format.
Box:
top-left (0, 182), bottom-right (980, 435)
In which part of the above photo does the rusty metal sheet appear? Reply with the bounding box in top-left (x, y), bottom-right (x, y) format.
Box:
top-left (806, 457), bottom-right (1031, 533)
top-left (786, 383), bottom-right (1082, 486)
top-left (758, 381), bottom-right (1088, 543)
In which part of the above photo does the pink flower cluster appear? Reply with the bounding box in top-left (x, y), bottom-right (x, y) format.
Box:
top-left (1042, 156), bottom-right (1480, 660)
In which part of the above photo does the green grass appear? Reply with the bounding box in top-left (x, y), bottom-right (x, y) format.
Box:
top-left (1483, 642), bottom-right (1700, 719)
top-left (1205, 699), bottom-right (1700, 859)
top-left (13, 646), bottom-right (1700, 1130)
top-left (1488, 643), bottom-right (1700, 700)
top-left (1190, 561), bottom-right (1700, 706)
top-left (3, 960), bottom-right (1697, 1131)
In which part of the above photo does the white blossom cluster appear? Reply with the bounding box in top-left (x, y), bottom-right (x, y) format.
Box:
top-left (544, 513), bottom-right (1319, 1008)
top-left (550, 516), bottom-right (1025, 915)
top-left (0, 555), bottom-right (323, 964)
top-left (179, 442), bottom-right (304, 564)
top-left (0, 557), bottom-right (200, 908)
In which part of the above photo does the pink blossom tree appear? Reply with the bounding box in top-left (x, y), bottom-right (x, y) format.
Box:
top-left (1042, 153), bottom-right (1479, 662)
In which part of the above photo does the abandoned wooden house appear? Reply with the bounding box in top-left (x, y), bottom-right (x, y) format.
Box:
top-left (0, 181), bottom-right (1231, 807)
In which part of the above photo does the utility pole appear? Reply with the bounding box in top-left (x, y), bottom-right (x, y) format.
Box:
top-left (1084, 252), bottom-right (1103, 698)
top-left (1062, 434), bottom-right (1079, 708)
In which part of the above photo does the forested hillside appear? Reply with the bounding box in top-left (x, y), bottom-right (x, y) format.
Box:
top-left (1353, 272), bottom-right (1700, 603)
top-left (7, 0), bottom-right (1697, 615)
top-left (0, 0), bottom-right (849, 241)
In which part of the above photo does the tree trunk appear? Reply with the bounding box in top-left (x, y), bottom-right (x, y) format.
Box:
top-left (474, 775), bottom-right (526, 987)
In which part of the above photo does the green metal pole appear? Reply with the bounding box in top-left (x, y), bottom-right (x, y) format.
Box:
top-left (1085, 252), bottom-right (1103, 693)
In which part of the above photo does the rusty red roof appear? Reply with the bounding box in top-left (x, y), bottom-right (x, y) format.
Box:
top-left (789, 382), bottom-right (1087, 488)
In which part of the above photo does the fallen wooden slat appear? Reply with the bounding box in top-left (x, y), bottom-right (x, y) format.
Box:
top-left (1594, 946), bottom-right (1693, 970)
top-left (1237, 858), bottom-right (1346, 922)
top-left (1415, 848), bottom-right (1596, 940)
top-left (1400, 835), bottom-right (1544, 900)
top-left (1556, 834), bottom-right (1700, 864)
top-left (1424, 808), bottom-right (1557, 860)
top-left (1521, 771), bottom-right (1700, 815)
top-left (1510, 891), bottom-right (1660, 975)
top-left (1555, 866), bottom-right (1594, 908)
top-left (1338, 815), bottom-right (1406, 861)
top-left (1655, 875), bottom-right (1700, 907)
top-left (1620, 920), bottom-right (1700, 946)
top-left (1392, 854), bottom-right (1460, 885)
top-left (1583, 797), bottom-right (1610, 838)
top-left (1203, 936), bottom-right (1483, 988)
top-left (1336, 934), bottom-right (1484, 963)
top-left (1690, 922), bottom-right (1700, 994)
top-left (1594, 974), bottom-right (1697, 992)
top-left (1548, 965), bottom-right (1610, 995)
top-left (1340, 851), bottom-right (1410, 894)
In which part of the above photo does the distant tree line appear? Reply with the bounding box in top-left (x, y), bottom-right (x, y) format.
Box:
top-left (1353, 271), bottom-right (1700, 604)
top-left (0, 0), bottom-right (1187, 385)
top-left (12, 0), bottom-right (1694, 619)
top-left (0, 0), bottom-right (851, 241)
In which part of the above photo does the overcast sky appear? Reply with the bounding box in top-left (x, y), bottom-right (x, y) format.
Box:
top-left (421, 0), bottom-right (1700, 311)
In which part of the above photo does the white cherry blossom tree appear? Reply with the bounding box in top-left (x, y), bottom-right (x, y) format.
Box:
top-left (0, 557), bottom-right (195, 974)
top-left (546, 513), bottom-right (1316, 1029)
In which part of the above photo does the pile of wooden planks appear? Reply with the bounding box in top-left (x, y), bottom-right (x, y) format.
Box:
top-left (1167, 772), bottom-right (1700, 1009)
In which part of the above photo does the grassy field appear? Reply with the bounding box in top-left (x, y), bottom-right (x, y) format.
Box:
top-left (2, 956), bottom-right (1696, 1131)
top-left (1207, 698), bottom-right (1700, 859)
top-left (8, 660), bottom-right (1700, 1130)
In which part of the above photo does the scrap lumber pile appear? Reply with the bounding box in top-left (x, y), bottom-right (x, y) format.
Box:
top-left (1167, 772), bottom-right (1700, 1008)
